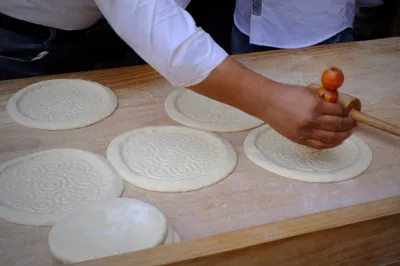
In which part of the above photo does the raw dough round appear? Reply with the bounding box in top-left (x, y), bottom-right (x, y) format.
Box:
top-left (48, 198), bottom-right (167, 264)
top-left (0, 149), bottom-right (124, 225)
top-left (165, 88), bottom-right (264, 132)
top-left (107, 126), bottom-right (237, 192)
top-left (7, 79), bottom-right (118, 130)
top-left (172, 229), bottom-right (181, 243)
top-left (244, 125), bottom-right (373, 182)
top-left (163, 225), bottom-right (175, 244)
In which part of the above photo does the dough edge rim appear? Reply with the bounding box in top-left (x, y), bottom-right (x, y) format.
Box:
top-left (244, 125), bottom-right (373, 183)
top-left (165, 88), bottom-right (264, 133)
top-left (106, 125), bottom-right (238, 192)
top-left (47, 198), bottom-right (168, 264)
top-left (0, 148), bottom-right (125, 225)
top-left (6, 79), bottom-right (118, 130)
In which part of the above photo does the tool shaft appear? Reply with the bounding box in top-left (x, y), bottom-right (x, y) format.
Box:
top-left (350, 109), bottom-right (400, 137)
top-left (308, 83), bottom-right (399, 137)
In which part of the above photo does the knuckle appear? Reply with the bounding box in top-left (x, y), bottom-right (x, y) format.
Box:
top-left (310, 101), bottom-right (321, 114)
top-left (313, 142), bottom-right (325, 149)
top-left (301, 114), bottom-right (317, 128)
top-left (322, 132), bottom-right (337, 143)
top-left (332, 131), bottom-right (343, 141)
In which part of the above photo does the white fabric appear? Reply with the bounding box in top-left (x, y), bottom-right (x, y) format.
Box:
top-left (234, 0), bottom-right (356, 49)
top-left (0, 0), bottom-right (227, 88)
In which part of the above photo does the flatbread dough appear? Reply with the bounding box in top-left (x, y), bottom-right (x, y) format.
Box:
top-left (163, 225), bottom-right (175, 244)
top-left (7, 79), bottom-right (118, 130)
top-left (244, 125), bottom-right (373, 182)
top-left (107, 126), bottom-right (237, 192)
top-left (0, 149), bottom-right (124, 225)
top-left (173, 229), bottom-right (181, 243)
top-left (165, 88), bottom-right (264, 132)
top-left (48, 198), bottom-right (168, 264)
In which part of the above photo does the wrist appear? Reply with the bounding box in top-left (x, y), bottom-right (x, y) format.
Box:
top-left (189, 56), bottom-right (278, 121)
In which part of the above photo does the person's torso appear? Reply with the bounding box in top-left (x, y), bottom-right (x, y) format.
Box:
top-left (234, 0), bottom-right (356, 48)
top-left (0, 0), bottom-right (192, 31)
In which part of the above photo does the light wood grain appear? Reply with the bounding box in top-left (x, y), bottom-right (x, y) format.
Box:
top-left (74, 196), bottom-right (400, 266)
top-left (0, 37), bottom-right (399, 266)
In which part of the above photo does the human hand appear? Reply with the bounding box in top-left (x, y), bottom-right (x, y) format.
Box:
top-left (188, 56), bottom-right (355, 149)
top-left (261, 82), bottom-right (356, 149)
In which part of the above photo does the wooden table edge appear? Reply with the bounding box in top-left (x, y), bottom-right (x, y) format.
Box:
top-left (73, 195), bottom-right (400, 266)
top-left (1, 36), bottom-right (399, 265)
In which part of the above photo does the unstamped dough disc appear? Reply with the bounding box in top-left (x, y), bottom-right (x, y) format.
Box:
top-left (0, 149), bottom-right (124, 225)
top-left (7, 79), bottom-right (118, 130)
top-left (163, 225), bottom-right (175, 245)
top-left (48, 198), bottom-right (168, 264)
top-left (244, 125), bottom-right (373, 182)
top-left (165, 88), bottom-right (264, 132)
top-left (107, 126), bottom-right (237, 192)
top-left (172, 229), bottom-right (181, 243)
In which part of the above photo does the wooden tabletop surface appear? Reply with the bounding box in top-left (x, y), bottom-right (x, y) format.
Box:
top-left (0, 37), bottom-right (399, 266)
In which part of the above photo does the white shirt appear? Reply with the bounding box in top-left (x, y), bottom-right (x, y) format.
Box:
top-left (234, 0), bottom-right (356, 49)
top-left (0, 0), bottom-right (228, 88)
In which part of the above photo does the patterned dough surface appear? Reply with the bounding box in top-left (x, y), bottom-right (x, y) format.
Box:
top-left (165, 88), bottom-right (264, 132)
top-left (48, 198), bottom-right (167, 263)
top-left (7, 79), bottom-right (118, 130)
top-left (107, 126), bottom-right (237, 192)
top-left (0, 149), bottom-right (124, 225)
top-left (244, 125), bottom-right (373, 182)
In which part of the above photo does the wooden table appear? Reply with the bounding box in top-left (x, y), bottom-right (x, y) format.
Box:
top-left (1, 37), bottom-right (399, 266)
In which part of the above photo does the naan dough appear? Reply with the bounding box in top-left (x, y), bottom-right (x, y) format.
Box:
top-left (0, 149), bottom-right (124, 225)
top-left (244, 125), bottom-right (373, 182)
top-left (107, 126), bottom-right (237, 192)
top-left (48, 198), bottom-right (168, 264)
top-left (173, 229), bottom-right (181, 243)
top-left (163, 225), bottom-right (175, 244)
top-left (165, 88), bottom-right (264, 132)
top-left (7, 79), bottom-right (118, 130)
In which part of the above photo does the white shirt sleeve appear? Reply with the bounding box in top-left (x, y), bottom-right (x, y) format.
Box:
top-left (94, 0), bottom-right (228, 87)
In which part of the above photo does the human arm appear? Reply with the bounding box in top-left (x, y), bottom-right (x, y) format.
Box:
top-left (94, 0), bottom-right (355, 149)
top-left (190, 57), bottom-right (355, 149)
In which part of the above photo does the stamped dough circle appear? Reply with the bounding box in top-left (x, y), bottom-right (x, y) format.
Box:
top-left (48, 198), bottom-right (167, 264)
top-left (7, 79), bottom-right (118, 130)
top-left (0, 149), bottom-right (124, 225)
top-left (244, 125), bottom-right (373, 182)
top-left (107, 126), bottom-right (237, 192)
top-left (165, 88), bottom-right (264, 132)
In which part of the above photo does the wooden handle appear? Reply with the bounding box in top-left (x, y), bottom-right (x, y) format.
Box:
top-left (308, 83), bottom-right (400, 137)
top-left (350, 110), bottom-right (400, 137)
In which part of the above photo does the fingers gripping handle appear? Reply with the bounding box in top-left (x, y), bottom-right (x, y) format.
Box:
top-left (308, 83), bottom-right (361, 111)
top-left (308, 83), bottom-right (400, 137)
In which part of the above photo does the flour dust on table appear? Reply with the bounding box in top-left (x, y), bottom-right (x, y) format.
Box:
top-left (244, 125), bottom-right (373, 182)
top-left (7, 79), bottom-right (118, 130)
top-left (0, 149), bottom-right (124, 225)
top-left (107, 126), bottom-right (237, 192)
top-left (165, 88), bottom-right (264, 132)
top-left (48, 198), bottom-right (180, 264)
